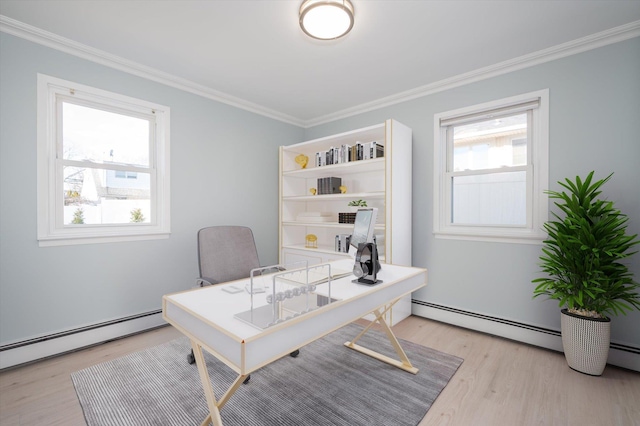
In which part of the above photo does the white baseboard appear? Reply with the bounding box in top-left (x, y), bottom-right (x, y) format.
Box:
top-left (0, 311), bottom-right (166, 370)
top-left (412, 301), bottom-right (640, 373)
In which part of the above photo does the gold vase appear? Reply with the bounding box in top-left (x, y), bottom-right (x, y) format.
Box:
top-left (295, 154), bottom-right (309, 169)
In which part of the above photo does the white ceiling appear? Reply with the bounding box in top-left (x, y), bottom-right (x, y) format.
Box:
top-left (1, 1), bottom-right (640, 126)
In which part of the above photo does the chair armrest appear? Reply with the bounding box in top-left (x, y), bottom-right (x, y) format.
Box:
top-left (195, 277), bottom-right (216, 287)
top-left (258, 265), bottom-right (287, 273)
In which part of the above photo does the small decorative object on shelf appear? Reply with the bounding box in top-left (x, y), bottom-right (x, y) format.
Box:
top-left (317, 177), bottom-right (342, 194)
top-left (309, 188), bottom-right (317, 195)
top-left (295, 154), bottom-right (309, 169)
top-left (339, 185), bottom-right (347, 194)
top-left (305, 234), bottom-right (318, 248)
top-left (348, 199), bottom-right (367, 207)
top-left (339, 212), bottom-right (357, 224)
top-left (348, 199), bottom-right (367, 212)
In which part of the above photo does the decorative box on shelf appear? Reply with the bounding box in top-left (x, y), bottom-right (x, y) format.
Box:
top-left (317, 177), bottom-right (342, 194)
top-left (338, 212), bottom-right (357, 224)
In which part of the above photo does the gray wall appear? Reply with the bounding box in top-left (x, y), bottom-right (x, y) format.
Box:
top-left (2, 31), bottom-right (638, 352)
top-left (0, 33), bottom-right (303, 344)
top-left (303, 37), bottom-right (640, 348)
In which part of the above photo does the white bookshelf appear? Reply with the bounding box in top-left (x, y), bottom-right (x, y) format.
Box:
top-left (279, 119), bottom-right (413, 325)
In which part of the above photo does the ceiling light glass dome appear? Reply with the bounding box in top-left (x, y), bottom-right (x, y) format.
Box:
top-left (299, 0), bottom-right (355, 40)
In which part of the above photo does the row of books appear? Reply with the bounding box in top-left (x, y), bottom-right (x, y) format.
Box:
top-left (315, 141), bottom-right (384, 167)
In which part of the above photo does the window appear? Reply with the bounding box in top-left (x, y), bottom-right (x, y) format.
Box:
top-left (433, 90), bottom-right (548, 243)
top-left (37, 74), bottom-right (170, 246)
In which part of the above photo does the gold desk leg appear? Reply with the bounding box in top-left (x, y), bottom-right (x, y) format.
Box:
top-left (191, 340), bottom-right (248, 426)
top-left (344, 301), bottom-right (419, 374)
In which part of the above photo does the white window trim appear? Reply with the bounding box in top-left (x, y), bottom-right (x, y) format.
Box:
top-left (37, 74), bottom-right (170, 246)
top-left (433, 89), bottom-right (549, 244)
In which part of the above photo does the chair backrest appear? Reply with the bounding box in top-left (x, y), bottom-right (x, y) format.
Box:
top-left (197, 226), bottom-right (261, 284)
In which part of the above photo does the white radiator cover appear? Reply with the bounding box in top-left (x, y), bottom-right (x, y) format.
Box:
top-left (412, 301), bottom-right (639, 373)
top-left (0, 311), bottom-right (166, 370)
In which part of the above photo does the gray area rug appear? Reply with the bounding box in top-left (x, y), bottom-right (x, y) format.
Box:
top-left (72, 323), bottom-right (462, 426)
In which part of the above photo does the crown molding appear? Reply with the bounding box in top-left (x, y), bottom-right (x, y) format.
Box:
top-left (2, 15), bottom-right (638, 129)
top-left (306, 20), bottom-right (640, 127)
top-left (0, 15), bottom-right (305, 127)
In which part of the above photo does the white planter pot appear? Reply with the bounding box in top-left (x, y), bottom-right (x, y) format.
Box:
top-left (560, 308), bottom-right (611, 376)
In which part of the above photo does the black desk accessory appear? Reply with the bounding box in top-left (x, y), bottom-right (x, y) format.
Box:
top-left (352, 241), bottom-right (382, 285)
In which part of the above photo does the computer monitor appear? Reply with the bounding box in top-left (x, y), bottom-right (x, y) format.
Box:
top-left (350, 208), bottom-right (378, 249)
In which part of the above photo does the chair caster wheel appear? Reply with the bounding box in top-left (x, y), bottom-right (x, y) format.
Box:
top-left (290, 349), bottom-right (300, 358)
top-left (187, 351), bottom-right (196, 365)
top-left (243, 375), bottom-right (251, 384)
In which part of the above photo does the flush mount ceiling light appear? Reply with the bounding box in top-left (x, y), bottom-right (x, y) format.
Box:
top-left (299, 0), bottom-right (355, 40)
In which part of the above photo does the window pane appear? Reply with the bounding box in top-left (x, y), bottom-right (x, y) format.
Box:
top-left (63, 166), bottom-right (151, 225)
top-left (452, 171), bottom-right (526, 226)
top-left (452, 113), bottom-right (527, 171)
top-left (62, 102), bottom-right (150, 167)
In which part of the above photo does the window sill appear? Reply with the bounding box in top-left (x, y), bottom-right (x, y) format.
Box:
top-left (38, 232), bottom-right (170, 247)
top-left (433, 230), bottom-right (545, 245)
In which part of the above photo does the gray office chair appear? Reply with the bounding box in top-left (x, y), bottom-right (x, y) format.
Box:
top-left (188, 226), bottom-right (299, 375)
top-left (196, 226), bottom-right (261, 288)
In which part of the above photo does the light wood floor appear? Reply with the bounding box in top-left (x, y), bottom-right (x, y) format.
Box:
top-left (1, 315), bottom-right (639, 426)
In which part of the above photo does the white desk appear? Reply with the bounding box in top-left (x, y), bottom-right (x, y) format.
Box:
top-left (162, 259), bottom-right (427, 426)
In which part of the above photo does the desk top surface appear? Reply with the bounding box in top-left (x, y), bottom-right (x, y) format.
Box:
top-left (163, 259), bottom-right (426, 341)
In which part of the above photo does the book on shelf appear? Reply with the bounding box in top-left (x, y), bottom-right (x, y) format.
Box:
top-left (370, 141), bottom-right (384, 159)
top-left (296, 212), bottom-right (333, 222)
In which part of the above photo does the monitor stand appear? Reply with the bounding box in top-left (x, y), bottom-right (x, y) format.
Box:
top-left (352, 242), bottom-right (382, 285)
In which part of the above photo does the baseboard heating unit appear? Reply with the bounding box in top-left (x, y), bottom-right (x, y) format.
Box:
top-left (412, 300), bottom-right (639, 372)
top-left (0, 310), bottom-right (166, 370)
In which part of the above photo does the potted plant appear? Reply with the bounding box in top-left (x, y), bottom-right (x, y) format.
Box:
top-left (348, 199), bottom-right (367, 212)
top-left (532, 171), bottom-right (640, 375)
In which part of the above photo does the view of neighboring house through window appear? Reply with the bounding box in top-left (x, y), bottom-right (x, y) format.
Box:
top-left (37, 74), bottom-right (170, 246)
top-left (449, 112), bottom-right (528, 226)
top-left (433, 90), bottom-right (549, 243)
top-left (62, 101), bottom-right (151, 225)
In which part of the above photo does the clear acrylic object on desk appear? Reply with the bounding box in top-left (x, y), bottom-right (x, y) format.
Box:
top-left (235, 262), bottom-right (339, 330)
top-left (245, 261), bottom-right (307, 295)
